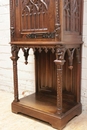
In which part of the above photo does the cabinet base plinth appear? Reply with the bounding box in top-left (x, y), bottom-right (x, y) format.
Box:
top-left (11, 93), bottom-right (82, 130)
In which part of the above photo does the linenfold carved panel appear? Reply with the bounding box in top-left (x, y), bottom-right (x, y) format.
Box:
top-left (64, 0), bottom-right (81, 32)
top-left (21, 0), bottom-right (49, 31)
top-left (20, 0), bottom-right (61, 40)
top-left (10, 0), bottom-right (61, 40)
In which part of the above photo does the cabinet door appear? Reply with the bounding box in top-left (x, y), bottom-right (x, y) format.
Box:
top-left (10, 0), bottom-right (61, 42)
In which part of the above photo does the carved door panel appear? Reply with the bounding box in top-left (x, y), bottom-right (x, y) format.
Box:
top-left (10, 0), bottom-right (61, 42)
top-left (63, 0), bottom-right (83, 42)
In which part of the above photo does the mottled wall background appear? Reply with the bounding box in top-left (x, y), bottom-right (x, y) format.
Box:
top-left (0, 0), bottom-right (87, 110)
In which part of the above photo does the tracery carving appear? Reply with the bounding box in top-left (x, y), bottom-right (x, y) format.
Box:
top-left (21, 0), bottom-right (48, 31)
top-left (51, 47), bottom-right (55, 53)
top-left (38, 47), bottom-right (42, 53)
top-left (44, 47), bottom-right (48, 53)
top-left (64, 0), bottom-right (81, 32)
top-left (21, 0), bottom-right (61, 39)
top-left (19, 45), bottom-right (56, 55)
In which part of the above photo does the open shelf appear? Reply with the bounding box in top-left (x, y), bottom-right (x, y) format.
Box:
top-left (18, 92), bottom-right (77, 114)
top-left (12, 92), bottom-right (82, 129)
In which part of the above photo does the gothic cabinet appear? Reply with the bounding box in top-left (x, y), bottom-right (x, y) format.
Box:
top-left (10, 0), bottom-right (83, 129)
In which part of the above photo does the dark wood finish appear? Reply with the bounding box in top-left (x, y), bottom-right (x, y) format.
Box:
top-left (10, 0), bottom-right (83, 129)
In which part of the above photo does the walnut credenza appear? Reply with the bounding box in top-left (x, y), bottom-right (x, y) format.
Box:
top-left (10, 0), bottom-right (83, 129)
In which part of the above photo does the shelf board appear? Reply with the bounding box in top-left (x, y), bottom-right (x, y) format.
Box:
top-left (17, 92), bottom-right (77, 114)
top-left (12, 92), bottom-right (82, 129)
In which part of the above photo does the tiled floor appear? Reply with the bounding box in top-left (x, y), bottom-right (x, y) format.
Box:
top-left (0, 90), bottom-right (87, 130)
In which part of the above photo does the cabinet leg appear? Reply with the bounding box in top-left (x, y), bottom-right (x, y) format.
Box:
top-left (54, 60), bottom-right (65, 115)
top-left (54, 46), bottom-right (66, 115)
top-left (10, 45), bottom-right (20, 102)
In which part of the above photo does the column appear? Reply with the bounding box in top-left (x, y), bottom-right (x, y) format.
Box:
top-left (10, 45), bottom-right (20, 102)
top-left (54, 46), bottom-right (66, 115)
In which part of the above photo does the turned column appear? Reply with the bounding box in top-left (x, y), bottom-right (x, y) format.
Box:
top-left (10, 45), bottom-right (20, 102)
top-left (54, 46), bottom-right (66, 115)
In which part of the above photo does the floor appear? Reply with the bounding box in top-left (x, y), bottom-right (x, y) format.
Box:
top-left (0, 90), bottom-right (87, 130)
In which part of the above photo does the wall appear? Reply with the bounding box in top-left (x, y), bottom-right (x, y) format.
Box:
top-left (0, 0), bottom-right (35, 96)
top-left (0, 0), bottom-right (87, 110)
top-left (81, 0), bottom-right (87, 110)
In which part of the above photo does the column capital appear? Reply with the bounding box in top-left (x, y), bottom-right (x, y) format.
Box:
top-left (54, 59), bottom-right (65, 66)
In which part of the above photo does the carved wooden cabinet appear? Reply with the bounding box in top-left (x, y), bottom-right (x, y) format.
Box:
top-left (10, 0), bottom-right (83, 129)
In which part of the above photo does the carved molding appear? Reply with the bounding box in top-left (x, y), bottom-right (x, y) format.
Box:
top-left (55, 0), bottom-right (61, 39)
top-left (20, 46), bottom-right (56, 54)
top-left (26, 32), bottom-right (55, 39)
top-left (10, 0), bottom-right (15, 38)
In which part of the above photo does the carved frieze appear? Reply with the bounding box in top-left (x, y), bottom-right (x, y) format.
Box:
top-left (26, 32), bottom-right (55, 39)
top-left (16, 45), bottom-right (56, 57)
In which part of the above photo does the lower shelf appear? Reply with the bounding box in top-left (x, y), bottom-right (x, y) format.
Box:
top-left (12, 92), bottom-right (82, 130)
